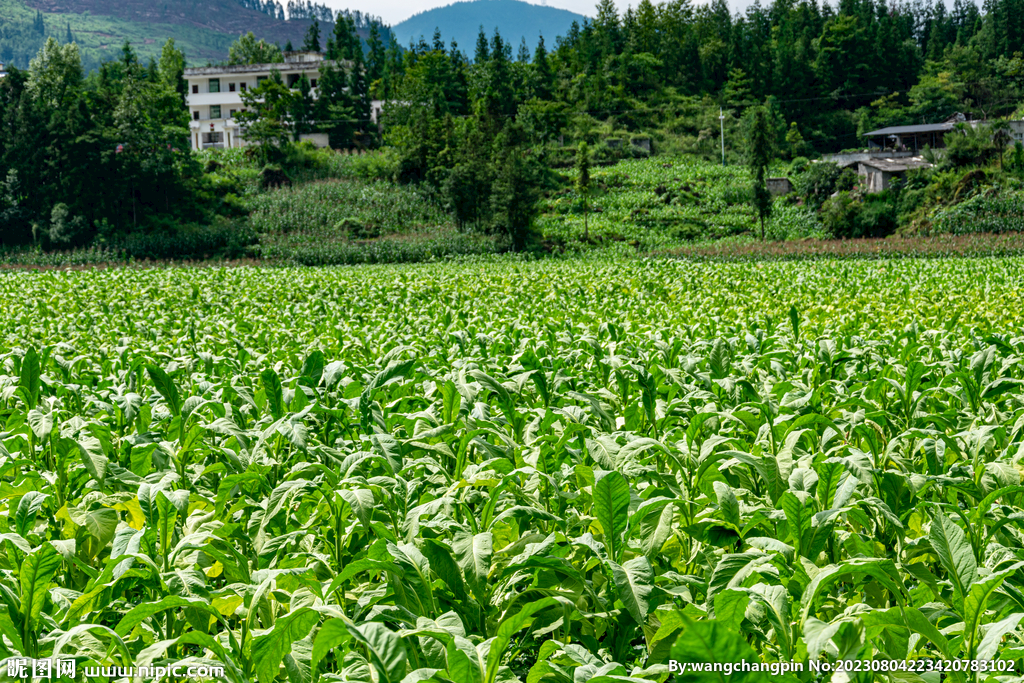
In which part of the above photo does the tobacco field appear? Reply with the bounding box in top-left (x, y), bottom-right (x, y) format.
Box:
top-left (2, 257), bottom-right (1024, 682)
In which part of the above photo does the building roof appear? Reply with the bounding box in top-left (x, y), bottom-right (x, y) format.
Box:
top-left (862, 123), bottom-right (956, 137)
top-left (184, 59), bottom-right (344, 77)
top-left (860, 157), bottom-right (933, 172)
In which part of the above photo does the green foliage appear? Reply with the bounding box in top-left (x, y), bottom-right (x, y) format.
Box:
top-left (932, 190), bottom-right (1024, 234)
top-left (794, 162), bottom-right (849, 211)
top-left (538, 156), bottom-right (824, 249)
top-left (228, 32), bottom-right (283, 66)
top-left (245, 177), bottom-right (451, 235)
top-left (745, 106), bottom-right (774, 240)
top-left (2, 256), bottom-right (1024, 678)
top-left (574, 141), bottom-right (591, 240)
top-left (820, 190), bottom-right (899, 238)
top-left (943, 123), bottom-right (998, 168)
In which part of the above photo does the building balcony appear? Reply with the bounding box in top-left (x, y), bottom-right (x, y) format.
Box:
top-left (187, 92), bottom-right (245, 107)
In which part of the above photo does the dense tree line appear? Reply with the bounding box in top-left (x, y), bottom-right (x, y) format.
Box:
top-left (0, 38), bottom-right (203, 247)
top-left (0, 16), bottom-right (390, 250)
top-left (5, 0), bottom-right (1024, 254)
top-left (384, 0), bottom-right (1024, 163)
top-left (374, 0), bottom-right (1024, 247)
top-left (236, 0), bottom-right (287, 21)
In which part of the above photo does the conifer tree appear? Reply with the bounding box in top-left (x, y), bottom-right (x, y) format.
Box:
top-left (304, 18), bottom-right (322, 52)
top-left (746, 105), bottom-right (774, 241)
top-left (474, 27), bottom-right (489, 63)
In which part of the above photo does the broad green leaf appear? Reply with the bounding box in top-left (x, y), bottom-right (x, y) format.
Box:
top-left (668, 615), bottom-right (771, 682)
top-left (15, 491), bottom-right (48, 538)
top-left (146, 364), bottom-right (181, 416)
top-left (262, 368), bottom-right (286, 420)
top-left (928, 510), bottom-right (977, 603)
top-left (20, 543), bottom-right (62, 630)
top-left (610, 556), bottom-right (653, 625)
top-left (19, 347), bottom-right (41, 410)
top-left (484, 597), bottom-right (564, 683)
top-left (963, 561), bottom-right (1024, 659)
top-left (27, 409), bottom-right (52, 441)
top-left (593, 470), bottom-right (630, 562)
top-left (252, 607), bottom-right (320, 683)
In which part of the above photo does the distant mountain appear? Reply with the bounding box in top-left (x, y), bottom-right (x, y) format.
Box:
top-left (392, 0), bottom-right (587, 55)
top-left (0, 0), bottom-right (386, 72)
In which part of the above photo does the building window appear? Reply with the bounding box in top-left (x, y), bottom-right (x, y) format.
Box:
top-left (240, 82), bottom-right (247, 91)
top-left (211, 105), bottom-right (221, 119)
top-left (310, 79), bottom-right (317, 88)
top-left (209, 78), bottom-right (220, 93)
top-left (192, 84), bottom-right (198, 94)
top-left (257, 76), bottom-right (267, 86)
top-left (193, 111), bottom-right (199, 121)
top-left (230, 109), bottom-right (236, 118)
top-left (229, 82), bottom-right (236, 92)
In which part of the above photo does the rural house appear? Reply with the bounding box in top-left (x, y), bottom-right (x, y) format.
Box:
top-left (858, 157), bottom-right (932, 193)
top-left (862, 114), bottom-right (1024, 152)
top-left (862, 118), bottom-right (963, 152)
top-left (184, 50), bottom-right (384, 151)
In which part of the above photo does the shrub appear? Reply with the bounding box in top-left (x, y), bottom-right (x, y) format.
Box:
top-left (932, 191), bottom-right (1024, 234)
top-left (943, 124), bottom-right (996, 168)
top-left (259, 164), bottom-right (290, 190)
top-left (335, 218), bottom-right (380, 239)
top-left (796, 161), bottom-right (844, 209)
top-left (255, 231), bottom-right (498, 265)
top-left (821, 191), bottom-right (898, 239)
top-left (115, 217), bottom-right (258, 260)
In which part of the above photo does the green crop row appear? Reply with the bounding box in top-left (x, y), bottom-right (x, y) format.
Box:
top-left (2, 253), bottom-right (1024, 683)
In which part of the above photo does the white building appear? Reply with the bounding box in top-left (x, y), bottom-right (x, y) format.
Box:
top-left (184, 50), bottom-right (386, 151)
top-left (0, 62), bottom-right (7, 79)
top-left (185, 51), bottom-right (333, 151)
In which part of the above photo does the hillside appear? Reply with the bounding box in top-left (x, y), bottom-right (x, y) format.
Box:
top-left (0, 0), bottom-right (356, 71)
top-left (392, 0), bottom-right (586, 54)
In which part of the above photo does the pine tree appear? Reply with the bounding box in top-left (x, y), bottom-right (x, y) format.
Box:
top-left (290, 74), bottom-right (314, 139)
top-left (159, 38), bottom-right (187, 100)
top-left (383, 34), bottom-right (403, 98)
top-left (348, 48), bottom-right (370, 138)
top-left (65, 23), bottom-right (73, 44)
top-left (746, 105), bottom-right (775, 241)
top-left (475, 26), bottom-right (489, 63)
top-left (532, 35), bottom-right (553, 100)
top-left (121, 40), bottom-right (139, 76)
top-left (490, 125), bottom-right (540, 252)
top-left (366, 22), bottom-right (385, 84)
top-left (317, 62), bottom-right (355, 147)
top-left (304, 18), bottom-right (322, 52)
top-left (517, 37), bottom-right (530, 63)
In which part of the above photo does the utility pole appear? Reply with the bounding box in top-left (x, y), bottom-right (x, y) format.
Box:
top-left (720, 107), bottom-right (726, 165)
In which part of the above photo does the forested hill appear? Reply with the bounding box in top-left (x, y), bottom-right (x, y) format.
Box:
top-left (392, 0), bottom-right (587, 53)
top-left (0, 0), bottom-right (389, 71)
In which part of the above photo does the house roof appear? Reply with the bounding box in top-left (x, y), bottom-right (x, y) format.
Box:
top-left (859, 157), bottom-right (933, 172)
top-left (184, 59), bottom-right (344, 77)
top-left (862, 123), bottom-right (956, 137)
